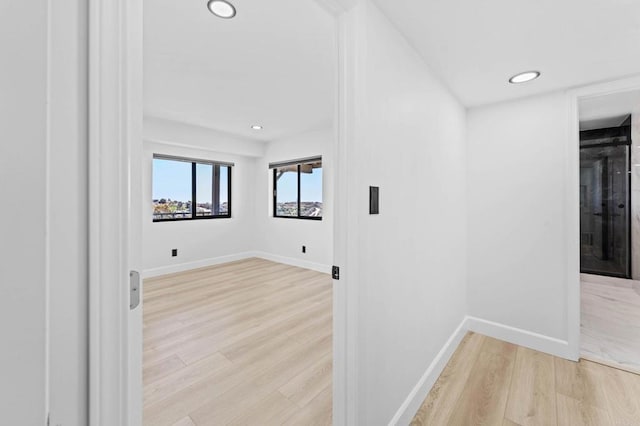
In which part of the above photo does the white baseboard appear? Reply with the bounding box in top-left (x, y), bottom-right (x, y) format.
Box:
top-left (143, 251), bottom-right (331, 278)
top-left (464, 316), bottom-right (572, 359)
top-left (252, 251), bottom-right (332, 274)
top-left (388, 317), bottom-right (468, 426)
top-left (389, 315), bottom-right (574, 425)
top-left (142, 252), bottom-right (256, 278)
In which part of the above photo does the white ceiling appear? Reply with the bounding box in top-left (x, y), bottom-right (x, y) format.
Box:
top-left (579, 89), bottom-right (640, 130)
top-left (580, 115), bottom-right (629, 131)
top-left (580, 90), bottom-right (640, 121)
top-left (373, 0), bottom-right (640, 107)
top-left (144, 0), bottom-right (335, 142)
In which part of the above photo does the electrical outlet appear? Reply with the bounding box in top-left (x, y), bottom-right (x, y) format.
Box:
top-left (172, 249), bottom-right (178, 257)
top-left (302, 246), bottom-right (306, 253)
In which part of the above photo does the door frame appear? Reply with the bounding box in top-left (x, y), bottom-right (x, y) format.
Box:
top-left (88, 0), bottom-right (143, 424)
top-left (88, 1), bottom-right (358, 425)
top-left (566, 74), bottom-right (640, 362)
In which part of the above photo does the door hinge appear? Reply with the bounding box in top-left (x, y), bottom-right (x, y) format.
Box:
top-left (332, 265), bottom-right (340, 280)
top-left (130, 270), bottom-right (141, 310)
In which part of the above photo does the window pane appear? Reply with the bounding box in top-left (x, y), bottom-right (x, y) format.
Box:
top-left (153, 158), bottom-right (192, 220)
top-left (196, 163), bottom-right (213, 217)
top-left (275, 166), bottom-right (298, 217)
top-left (300, 162), bottom-right (322, 218)
top-left (218, 165), bottom-right (230, 215)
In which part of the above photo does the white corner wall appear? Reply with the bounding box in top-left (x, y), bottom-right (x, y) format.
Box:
top-left (142, 140), bottom-right (259, 277)
top-left (466, 92), bottom-right (572, 351)
top-left (142, 122), bottom-right (335, 276)
top-left (254, 127), bottom-right (334, 273)
top-left (349, 2), bottom-right (468, 423)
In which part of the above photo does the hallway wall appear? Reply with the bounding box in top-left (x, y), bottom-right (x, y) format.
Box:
top-left (348, 1), bottom-right (468, 423)
top-left (467, 92), bottom-right (571, 344)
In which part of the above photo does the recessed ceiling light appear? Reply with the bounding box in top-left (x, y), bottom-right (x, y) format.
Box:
top-left (207, 0), bottom-right (236, 19)
top-left (509, 71), bottom-right (541, 84)
top-left (251, 125), bottom-right (263, 130)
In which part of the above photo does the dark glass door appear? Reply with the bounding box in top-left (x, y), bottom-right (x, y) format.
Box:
top-left (579, 126), bottom-right (631, 278)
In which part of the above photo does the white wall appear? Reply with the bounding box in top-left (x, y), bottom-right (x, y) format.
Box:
top-left (143, 140), bottom-right (258, 276)
top-left (349, 2), bottom-right (468, 423)
top-left (0, 3), bottom-right (47, 424)
top-left (467, 92), bottom-right (570, 342)
top-left (254, 127), bottom-right (334, 271)
top-left (0, 1), bottom-right (87, 425)
top-left (143, 120), bottom-right (334, 275)
top-left (48, 1), bottom-right (88, 424)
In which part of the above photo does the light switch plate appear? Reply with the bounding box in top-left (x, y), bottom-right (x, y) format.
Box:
top-left (369, 186), bottom-right (379, 214)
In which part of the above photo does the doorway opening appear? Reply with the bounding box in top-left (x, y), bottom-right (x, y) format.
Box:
top-left (578, 89), bottom-right (640, 374)
top-left (579, 116), bottom-right (632, 278)
top-left (141, 0), bottom-right (337, 423)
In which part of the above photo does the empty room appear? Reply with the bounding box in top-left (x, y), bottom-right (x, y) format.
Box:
top-left (141, 0), bottom-right (336, 424)
top-left (5, 0), bottom-right (640, 425)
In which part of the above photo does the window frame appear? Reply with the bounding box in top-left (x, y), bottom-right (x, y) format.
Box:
top-left (272, 160), bottom-right (323, 221)
top-left (152, 154), bottom-right (232, 222)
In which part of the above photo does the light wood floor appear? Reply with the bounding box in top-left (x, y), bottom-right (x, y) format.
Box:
top-left (411, 332), bottom-right (640, 426)
top-left (143, 258), bottom-right (333, 426)
top-left (581, 274), bottom-right (640, 374)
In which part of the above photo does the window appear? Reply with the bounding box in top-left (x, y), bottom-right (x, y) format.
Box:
top-left (271, 157), bottom-right (322, 220)
top-left (153, 155), bottom-right (232, 221)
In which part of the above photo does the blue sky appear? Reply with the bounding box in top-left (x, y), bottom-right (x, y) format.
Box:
top-left (153, 158), bottom-right (322, 203)
top-left (153, 159), bottom-right (228, 203)
top-left (277, 168), bottom-right (323, 203)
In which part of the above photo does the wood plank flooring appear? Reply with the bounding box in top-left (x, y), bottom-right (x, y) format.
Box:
top-left (143, 258), bottom-right (332, 426)
top-left (580, 273), bottom-right (640, 374)
top-left (411, 332), bottom-right (640, 425)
